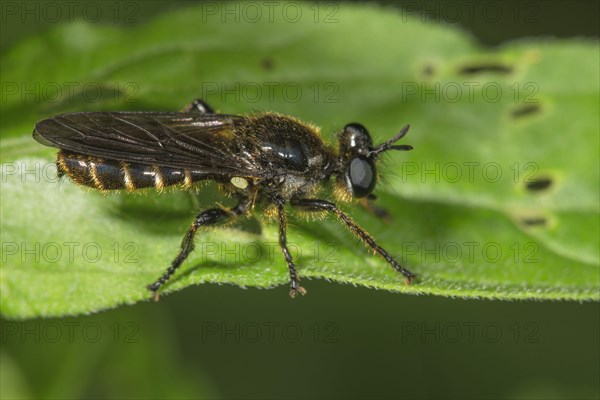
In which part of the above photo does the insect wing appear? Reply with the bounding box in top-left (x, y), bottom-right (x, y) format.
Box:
top-left (33, 112), bottom-right (260, 177)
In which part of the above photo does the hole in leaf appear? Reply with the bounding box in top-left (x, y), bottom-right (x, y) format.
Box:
top-left (511, 104), bottom-right (541, 119)
top-left (459, 64), bottom-right (513, 75)
top-left (421, 64), bottom-right (435, 78)
top-left (261, 57), bottom-right (275, 71)
top-left (526, 177), bottom-right (553, 192)
top-left (520, 217), bottom-right (547, 227)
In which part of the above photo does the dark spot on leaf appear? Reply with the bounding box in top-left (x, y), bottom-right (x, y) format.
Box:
top-left (422, 64), bottom-right (435, 78)
top-left (261, 57), bottom-right (275, 71)
top-left (511, 104), bottom-right (541, 119)
top-left (526, 177), bottom-right (553, 192)
top-left (521, 217), bottom-right (547, 227)
top-left (459, 64), bottom-right (513, 75)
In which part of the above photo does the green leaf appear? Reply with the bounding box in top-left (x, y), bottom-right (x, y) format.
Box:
top-left (1, 3), bottom-right (598, 318)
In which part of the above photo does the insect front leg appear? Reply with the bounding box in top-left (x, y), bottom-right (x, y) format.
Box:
top-left (359, 194), bottom-right (392, 222)
top-left (182, 98), bottom-right (215, 114)
top-left (276, 199), bottom-right (307, 298)
top-left (291, 198), bottom-right (415, 283)
top-left (147, 200), bottom-right (247, 300)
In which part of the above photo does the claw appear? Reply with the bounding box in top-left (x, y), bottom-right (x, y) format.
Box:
top-left (289, 286), bottom-right (307, 298)
top-left (147, 284), bottom-right (161, 301)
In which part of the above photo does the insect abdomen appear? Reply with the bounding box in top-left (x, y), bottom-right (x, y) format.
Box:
top-left (57, 151), bottom-right (194, 191)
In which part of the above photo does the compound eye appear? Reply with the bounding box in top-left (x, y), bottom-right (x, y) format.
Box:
top-left (343, 123), bottom-right (372, 150)
top-left (349, 157), bottom-right (376, 198)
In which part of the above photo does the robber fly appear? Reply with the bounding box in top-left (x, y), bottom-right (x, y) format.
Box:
top-left (33, 99), bottom-right (415, 300)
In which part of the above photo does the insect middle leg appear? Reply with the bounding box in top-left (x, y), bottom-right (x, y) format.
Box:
top-left (291, 198), bottom-right (415, 283)
top-left (147, 200), bottom-right (247, 300)
top-left (276, 199), bottom-right (307, 298)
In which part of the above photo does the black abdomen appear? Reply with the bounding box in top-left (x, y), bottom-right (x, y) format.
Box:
top-left (57, 151), bottom-right (195, 191)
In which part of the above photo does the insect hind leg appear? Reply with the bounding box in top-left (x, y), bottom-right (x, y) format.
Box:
top-left (147, 200), bottom-right (246, 300)
top-left (182, 98), bottom-right (215, 114)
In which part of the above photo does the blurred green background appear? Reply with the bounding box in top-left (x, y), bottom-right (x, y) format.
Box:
top-left (1, 1), bottom-right (599, 399)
